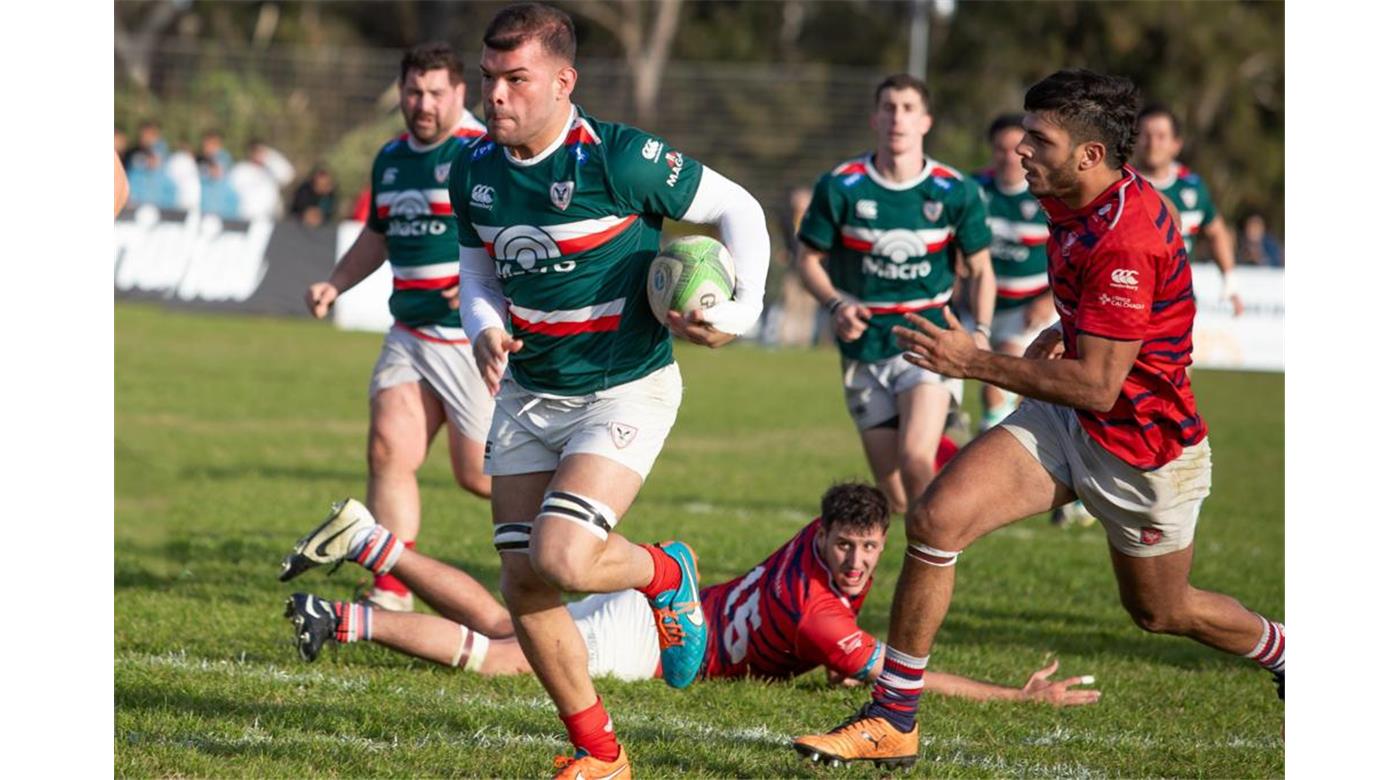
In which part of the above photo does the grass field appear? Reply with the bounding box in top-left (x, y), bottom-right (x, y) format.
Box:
top-left (115, 302), bottom-right (1284, 777)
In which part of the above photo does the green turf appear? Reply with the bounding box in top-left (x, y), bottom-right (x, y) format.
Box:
top-left (115, 302), bottom-right (1284, 777)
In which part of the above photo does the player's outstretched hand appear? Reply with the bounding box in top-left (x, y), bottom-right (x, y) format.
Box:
top-left (1020, 658), bottom-right (1100, 707)
top-left (832, 301), bottom-right (872, 343)
top-left (305, 282), bottom-right (339, 319)
top-left (667, 309), bottom-right (736, 349)
top-left (1023, 325), bottom-right (1066, 360)
top-left (473, 327), bottom-right (523, 396)
top-left (440, 283), bottom-right (461, 312)
top-left (893, 312), bottom-right (979, 378)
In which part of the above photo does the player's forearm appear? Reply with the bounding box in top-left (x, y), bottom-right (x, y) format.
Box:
top-left (922, 671), bottom-right (1024, 702)
top-left (967, 251), bottom-right (997, 328)
top-left (459, 246), bottom-right (509, 339)
top-left (327, 227), bottom-right (388, 292)
top-left (680, 166), bottom-right (771, 335)
top-left (794, 248), bottom-right (843, 310)
top-left (1207, 221), bottom-right (1236, 275)
top-left (966, 349), bottom-right (1118, 412)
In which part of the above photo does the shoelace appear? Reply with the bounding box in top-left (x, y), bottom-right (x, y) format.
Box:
top-left (653, 608), bottom-right (684, 648)
top-left (552, 755), bottom-right (574, 771)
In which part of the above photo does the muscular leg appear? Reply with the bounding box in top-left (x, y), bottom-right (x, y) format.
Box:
top-left (446, 424), bottom-right (491, 499)
top-left (350, 606), bottom-right (532, 674)
top-left (365, 381), bottom-right (445, 544)
top-left (1109, 544), bottom-right (1274, 654)
top-left (387, 546), bottom-right (514, 637)
top-left (886, 428), bottom-right (1074, 661)
top-left (895, 382), bottom-right (950, 504)
top-left (859, 427), bottom-right (907, 515)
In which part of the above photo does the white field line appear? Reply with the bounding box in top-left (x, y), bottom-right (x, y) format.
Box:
top-left (121, 651), bottom-right (1280, 767)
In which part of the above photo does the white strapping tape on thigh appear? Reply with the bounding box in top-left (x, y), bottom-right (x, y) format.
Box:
top-left (493, 521), bottom-right (533, 554)
top-left (907, 541), bottom-right (961, 567)
top-left (538, 490), bottom-right (618, 542)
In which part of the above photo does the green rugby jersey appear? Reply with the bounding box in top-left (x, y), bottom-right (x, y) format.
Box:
top-left (971, 170), bottom-right (1050, 311)
top-left (798, 155), bottom-right (991, 363)
top-left (1142, 162), bottom-right (1217, 256)
top-left (449, 107), bottom-right (703, 395)
top-left (368, 113), bottom-right (487, 339)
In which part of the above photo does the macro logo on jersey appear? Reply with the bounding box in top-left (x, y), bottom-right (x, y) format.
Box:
top-left (1039, 165), bottom-right (1207, 470)
top-left (449, 107), bottom-right (704, 395)
top-left (974, 169), bottom-right (1051, 310)
top-left (798, 155), bottom-right (991, 363)
top-left (699, 519), bottom-right (878, 681)
top-left (366, 112), bottom-right (489, 337)
top-left (1144, 163), bottom-right (1217, 255)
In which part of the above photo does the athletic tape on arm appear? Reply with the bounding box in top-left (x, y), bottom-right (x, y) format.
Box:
top-left (679, 165), bottom-right (771, 336)
top-left (459, 245), bottom-right (508, 339)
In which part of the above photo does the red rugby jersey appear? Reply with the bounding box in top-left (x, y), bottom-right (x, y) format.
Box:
top-left (699, 519), bottom-right (881, 681)
top-left (1039, 165), bottom-right (1207, 470)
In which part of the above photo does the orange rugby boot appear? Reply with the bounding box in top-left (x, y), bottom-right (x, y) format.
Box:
top-left (551, 745), bottom-right (631, 780)
top-left (791, 706), bottom-right (919, 769)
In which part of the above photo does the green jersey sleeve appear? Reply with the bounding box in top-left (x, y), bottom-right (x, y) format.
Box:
top-left (797, 174), bottom-right (839, 252)
top-left (604, 126), bottom-right (702, 220)
top-left (447, 142), bottom-right (484, 249)
top-left (366, 150), bottom-right (388, 234)
top-left (951, 178), bottom-right (992, 255)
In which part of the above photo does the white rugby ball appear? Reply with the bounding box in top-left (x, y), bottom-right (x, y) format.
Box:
top-left (646, 235), bottom-right (736, 325)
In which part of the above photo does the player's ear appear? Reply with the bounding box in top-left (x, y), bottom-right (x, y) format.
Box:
top-left (919, 110), bottom-right (933, 137)
top-left (1079, 141), bottom-right (1106, 171)
top-left (555, 65), bottom-right (578, 101)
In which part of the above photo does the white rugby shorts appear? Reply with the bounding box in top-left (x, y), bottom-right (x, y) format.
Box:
top-left (568, 589), bottom-right (661, 681)
top-left (840, 354), bottom-right (963, 431)
top-left (369, 324), bottom-right (493, 441)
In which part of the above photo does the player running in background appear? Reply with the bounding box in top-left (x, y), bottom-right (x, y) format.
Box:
top-left (792, 69), bottom-right (1284, 771)
top-left (280, 485), bottom-right (1100, 708)
top-left (450, 5), bottom-right (769, 777)
top-left (1134, 103), bottom-right (1244, 317)
top-left (795, 74), bottom-right (995, 516)
top-left (971, 113), bottom-right (1054, 431)
top-left (301, 43), bottom-right (492, 613)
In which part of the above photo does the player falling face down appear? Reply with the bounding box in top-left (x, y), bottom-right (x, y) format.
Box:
top-left (794, 75), bottom-right (996, 517)
top-left (791, 69), bottom-right (1284, 771)
top-left (280, 487), bottom-right (1100, 709)
top-left (447, 4), bottom-right (770, 778)
top-left (302, 43), bottom-right (493, 613)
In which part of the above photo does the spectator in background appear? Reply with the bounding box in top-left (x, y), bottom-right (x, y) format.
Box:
top-left (229, 139), bottom-right (294, 221)
top-left (197, 131), bottom-right (240, 219)
top-left (122, 120), bottom-right (176, 209)
top-left (166, 144), bottom-right (202, 212)
top-left (1238, 213), bottom-right (1283, 268)
top-left (290, 166), bottom-right (339, 228)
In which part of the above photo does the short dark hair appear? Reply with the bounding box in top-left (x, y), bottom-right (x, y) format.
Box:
top-left (1024, 68), bottom-right (1140, 168)
top-left (874, 73), bottom-right (932, 113)
top-left (820, 482), bottom-right (891, 535)
top-left (401, 41), bottom-right (466, 85)
top-left (1136, 102), bottom-right (1182, 138)
top-left (987, 112), bottom-right (1026, 143)
top-left (484, 2), bottom-right (577, 64)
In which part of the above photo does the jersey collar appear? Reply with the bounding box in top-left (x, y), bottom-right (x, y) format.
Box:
top-left (404, 112), bottom-right (470, 153)
top-left (994, 177), bottom-right (1030, 196)
top-left (1140, 161), bottom-right (1181, 191)
top-left (864, 154), bottom-right (934, 191)
top-left (504, 105), bottom-right (578, 168)
top-left (1038, 165), bottom-right (1138, 228)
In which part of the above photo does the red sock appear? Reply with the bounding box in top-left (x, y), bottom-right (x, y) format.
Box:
top-left (935, 435), bottom-right (960, 471)
top-left (373, 541), bottom-right (414, 596)
top-left (561, 697), bottom-right (619, 762)
top-left (637, 544), bottom-right (681, 600)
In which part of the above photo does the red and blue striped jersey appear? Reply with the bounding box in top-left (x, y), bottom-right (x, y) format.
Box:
top-left (699, 519), bottom-right (880, 681)
top-left (1039, 165), bottom-right (1207, 470)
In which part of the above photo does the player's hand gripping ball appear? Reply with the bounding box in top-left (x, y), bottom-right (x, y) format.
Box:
top-left (646, 235), bottom-right (736, 325)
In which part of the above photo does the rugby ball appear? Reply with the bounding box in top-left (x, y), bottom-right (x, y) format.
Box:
top-left (646, 235), bottom-right (736, 325)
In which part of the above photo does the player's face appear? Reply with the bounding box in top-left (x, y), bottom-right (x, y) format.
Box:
top-left (1017, 112), bottom-right (1081, 199)
top-left (480, 40), bottom-right (577, 148)
top-left (400, 67), bottom-right (466, 145)
top-left (871, 87), bottom-right (932, 157)
top-left (990, 127), bottom-right (1026, 184)
top-left (817, 524), bottom-right (887, 596)
top-left (1135, 115), bottom-right (1182, 170)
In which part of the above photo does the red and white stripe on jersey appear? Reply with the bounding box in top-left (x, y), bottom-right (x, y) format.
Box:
top-left (1179, 210), bottom-right (1205, 236)
top-left (860, 292), bottom-right (952, 315)
top-left (995, 274), bottom-right (1051, 300)
top-left (564, 115), bottom-right (602, 146)
top-left (474, 214), bottom-right (639, 259)
top-left (839, 225), bottom-right (951, 255)
top-left (391, 260), bottom-right (458, 291)
top-left (393, 322), bottom-right (470, 344)
top-left (375, 188), bottom-right (452, 219)
top-left (508, 297), bottom-right (626, 337)
top-left (988, 216), bottom-right (1050, 247)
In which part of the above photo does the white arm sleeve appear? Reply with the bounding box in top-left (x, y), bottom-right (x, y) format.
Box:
top-left (459, 246), bottom-right (508, 339)
top-left (679, 165), bottom-right (771, 336)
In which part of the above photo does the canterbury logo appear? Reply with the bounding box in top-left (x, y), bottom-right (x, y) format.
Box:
top-left (471, 184), bottom-right (495, 208)
top-left (1110, 268), bottom-right (1139, 287)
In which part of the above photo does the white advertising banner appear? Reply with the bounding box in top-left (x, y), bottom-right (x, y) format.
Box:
top-left (331, 220), bottom-right (395, 333)
top-left (1190, 265), bottom-right (1283, 372)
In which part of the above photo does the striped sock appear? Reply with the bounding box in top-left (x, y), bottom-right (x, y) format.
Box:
top-left (1241, 614), bottom-right (1285, 673)
top-left (349, 525), bottom-right (405, 576)
top-left (867, 646), bottom-right (927, 733)
top-left (332, 601), bottom-right (372, 643)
